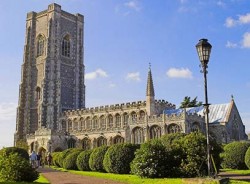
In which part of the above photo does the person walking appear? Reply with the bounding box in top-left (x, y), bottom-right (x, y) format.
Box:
top-left (46, 152), bottom-right (52, 167)
top-left (36, 152), bottom-right (41, 168)
top-left (30, 151), bottom-right (37, 168)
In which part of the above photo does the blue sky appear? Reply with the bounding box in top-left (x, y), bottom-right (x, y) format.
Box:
top-left (0, 0), bottom-right (250, 148)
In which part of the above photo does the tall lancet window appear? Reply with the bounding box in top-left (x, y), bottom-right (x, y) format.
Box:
top-left (62, 35), bottom-right (70, 57)
top-left (37, 35), bottom-right (45, 57)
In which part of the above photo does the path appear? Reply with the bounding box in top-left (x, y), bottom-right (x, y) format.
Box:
top-left (37, 167), bottom-right (125, 184)
top-left (218, 171), bottom-right (250, 182)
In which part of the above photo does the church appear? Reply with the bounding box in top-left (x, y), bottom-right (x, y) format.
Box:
top-left (14, 4), bottom-right (247, 153)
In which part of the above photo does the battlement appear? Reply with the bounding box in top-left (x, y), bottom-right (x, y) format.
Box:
top-left (155, 99), bottom-right (176, 108)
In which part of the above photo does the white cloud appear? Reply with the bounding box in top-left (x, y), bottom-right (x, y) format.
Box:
top-left (225, 17), bottom-right (236, 27)
top-left (166, 68), bottom-right (193, 79)
top-left (239, 13), bottom-right (250, 24)
top-left (242, 32), bottom-right (250, 48)
top-left (124, 1), bottom-right (141, 12)
top-left (226, 41), bottom-right (238, 48)
top-left (85, 69), bottom-right (108, 80)
top-left (0, 102), bottom-right (16, 122)
top-left (126, 72), bottom-right (141, 82)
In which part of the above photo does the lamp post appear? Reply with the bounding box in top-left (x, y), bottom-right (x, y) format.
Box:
top-left (196, 38), bottom-right (212, 177)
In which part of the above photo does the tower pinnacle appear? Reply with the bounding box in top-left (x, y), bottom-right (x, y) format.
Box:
top-left (146, 63), bottom-right (155, 97)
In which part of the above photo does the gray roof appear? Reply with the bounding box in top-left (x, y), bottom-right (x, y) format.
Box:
top-left (164, 103), bottom-right (232, 124)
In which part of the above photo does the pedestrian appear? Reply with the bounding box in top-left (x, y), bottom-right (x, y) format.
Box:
top-left (46, 152), bottom-right (52, 167)
top-left (29, 151), bottom-right (37, 168)
top-left (36, 152), bottom-right (41, 168)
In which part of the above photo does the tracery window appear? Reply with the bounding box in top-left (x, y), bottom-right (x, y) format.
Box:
top-left (113, 135), bottom-right (124, 144)
top-left (68, 120), bottom-right (72, 132)
top-left (131, 112), bottom-right (137, 122)
top-left (191, 122), bottom-right (200, 132)
top-left (36, 87), bottom-right (41, 100)
top-left (133, 127), bottom-right (144, 144)
top-left (139, 111), bottom-right (145, 120)
top-left (80, 118), bottom-right (85, 130)
top-left (67, 138), bottom-right (76, 148)
top-left (168, 124), bottom-right (181, 134)
top-left (123, 113), bottom-right (129, 127)
top-left (115, 114), bottom-right (121, 128)
top-left (82, 138), bottom-right (91, 150)
top-left (62, 35), bottom-right (70, 57)
top-left (73, 119), bottom-right (78, 131)
top-left (108, 115), bottom-right (113, 128)
top-left (85, 117), bottom-right (91, 130)
top-left (100, 115), bottom-right (106, 129)
top-left (97, 137), bottom-right (107, 147)
top-left (150, 125), bottom-right (161, 139)
top-left (61, 120), bottom-right (66, 132)
top-left (37, 35), bottom-right (45, 57)
top-left (93, 117), bottom-right (98, 130)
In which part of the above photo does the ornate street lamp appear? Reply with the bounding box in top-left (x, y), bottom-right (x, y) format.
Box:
top-left (196, 38), bottom-right (212, 176)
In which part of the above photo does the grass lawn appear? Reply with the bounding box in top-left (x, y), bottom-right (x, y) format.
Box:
top-left (221, 169), bottom-right (250, 175)
top-left (52, 167), bottom-right (220, 184)
top-left (0, 173), bottom-right (50, 184)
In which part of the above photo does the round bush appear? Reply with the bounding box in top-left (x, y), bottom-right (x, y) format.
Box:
top-left (63, 151), bottom-right (82, 170)
top-left (130, 140), bottom-right (172, 178)
top-left (221, 141), bottom-right (250, 169)
top-left (58, 148), bottom-right (82, 167)
top-left (245, 147), bottom-right (250, 169)
top-left (103, 143), bottom-right (139, 174)
top-left (89, 146), bottom-right (109, 172)
top-left (0, 151), bottom-right (38, 182)
top-left (0, 147), bottom-right (29, 160)
top-left (52, 152), bottom-right (61, 167)
top-left (76, 150), bottom-right (93, 171)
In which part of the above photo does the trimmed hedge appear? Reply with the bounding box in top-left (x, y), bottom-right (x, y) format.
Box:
top-left (130, 139), bottom-right (172, 178)
top-left (245, 147), bottom-right (250, 169)
top-left (76, 150), bottom-right (93, 171)
top-left (51, 152), bottom-right (61, 167)
top-left (58, 148), bottom-right (82, 167)
top-left (103, 143), bottom-right (139, 174)
top-left (0, 147), bottom-right (29, 160)
top-left (0, 150), bottom-right (38, 182)
top-left (63, 151), bottom-right (82, 170)
top-left (89, 146), bottom-right (109, 172)
top-left (221, 141), bottom-right (250, 169)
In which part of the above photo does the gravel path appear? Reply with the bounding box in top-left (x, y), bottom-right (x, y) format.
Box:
top-left (37, 167), bottom-right (125, 184)
top-left (218, 171), bottom-right (250, 182)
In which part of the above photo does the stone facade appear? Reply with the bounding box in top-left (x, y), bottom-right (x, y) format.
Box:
top-left (14, 4), bottom-right (247, 153)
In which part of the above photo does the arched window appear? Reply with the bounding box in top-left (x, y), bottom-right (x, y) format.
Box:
top-left (97, 137), bottom-right (107, 147)
top-left (36, 87), bottom-right (41, 100)
top-left (80, 118), bottom-right (85, 130)
top-left (108, 115), bottom-right (113, 128)
top-left (61, 120), bottom-right (66, 132)
top-left (139, 110), bottom-right (145, 120)
top-left (85, 117), bottom-right (91, 130)
top-left (67, 138), bottom-right (76, 148)
top-left (191, 122), bottom-right (200, 132)
top-left (222, 131), bottom-right (228, 143)
top-left (37, 35), bottom-right (45, 57)
top-left (113, 135), bottom-right (124, 144)
top-left (82, 138), bottom-right (91, 150)
top-left (115, 114), bottom-right (121, 128)
top-left (133, 127), bottom-right (144, 144)
top-left (62, 35), bottom-right (70, 57)
top-left (168, 124), bottom-right (181, 134)
top-left (68, 120), bottom-right (72, 132)
top-left (123, 113), bottom-right (129, 127)
top-left (131, 112), bottom-right (137, 122)
top-left (150, 125), bottom-right (161, 139)
top-left (73, 119), bottom-right (78, 131)
top-left (100, 115), bottom-right (106, 129)
top-left (93, 117), bottom-right (98, 130)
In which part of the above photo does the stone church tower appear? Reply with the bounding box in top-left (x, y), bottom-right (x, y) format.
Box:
top-left (14, 4), bottom-right (85, 145)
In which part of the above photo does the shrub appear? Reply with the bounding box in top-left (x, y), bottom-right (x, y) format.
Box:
top-left (0, 150), bottom-right (38, 182)
top-left (89, 146), bottom-right (109, 172)
top-left (130, 140), bottom-right (173, 178)
top-left (58, 148), bottom-right (82, 167)
top-left (63, 151), bottom-right (82, 170)
top-left (52, 152), bottom-right (61, 167)
top-left (0, 147), bottom-right (29, 160)
top-left (221, 141), bottom-right (250, 169)
top-left (245, 147), bottom-right (250, 169)
top-left (103, 143), bottom-right (139, 174)
top-left (76, 150), bottom-right (93, 171)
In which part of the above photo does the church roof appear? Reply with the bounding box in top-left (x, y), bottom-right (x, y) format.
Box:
top-left (164, 102), bottom-right (232, 124)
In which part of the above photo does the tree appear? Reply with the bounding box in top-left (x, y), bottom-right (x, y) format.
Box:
top-left (180, 96), bottom-right (202, 108)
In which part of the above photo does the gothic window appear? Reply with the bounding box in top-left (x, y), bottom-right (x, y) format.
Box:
top-left (67, 138), bottom-right (76, 148)
top-left (80, 118), bottom-right (85, 130)
top-left (108, 115), bottom-right (113, 128)
top-left (168, 124), bottom-right (181, 134)
top-left (133, 127), bottom-right (144, 144)
top-left (36, 87), bottom-right (41, 100)
top-left (61, 120), bottom-right (66, 132)
top-left (131, 112), bottom-right (137, 122)
top-left (82, 138), bottom-right (91, 150)
top-left (62, 35), bottom-right (70, 57)
top-left (68, 120), bottom-right (72, 132)
top-left (73, 119), bottom-right (78, 131)
top-left (191, 122), bottom-right (200, 132)
top-left (123, 113), bottom-right (129, 127)
top-left (150, 125), bottom-right (161, 139)
top-left (115, 114), bottom-right (121, 128)
top-left (139, 110), bottom-right (145, 120)
top-left (85, 117), bottom-right (91, 130)
top-left (100, 115), bottom-right (106, 129)
top-left (93, 117), bottom-right (98, 130)
top-left (113, 135), bottom-right (124, 144)
top-left (232, 115), bottom-right (239, 140)
top-left (222, 131), bottom-right (227, 143)
top-left (97, 137), bottom-right (107, 147)
top-left (37, 35), bottom-right (45, 57)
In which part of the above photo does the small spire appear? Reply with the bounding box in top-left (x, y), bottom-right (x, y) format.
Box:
top-left (146, 63), bottom-right (155, 97)
top-left (231, 94), bottom-right (234, 101)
